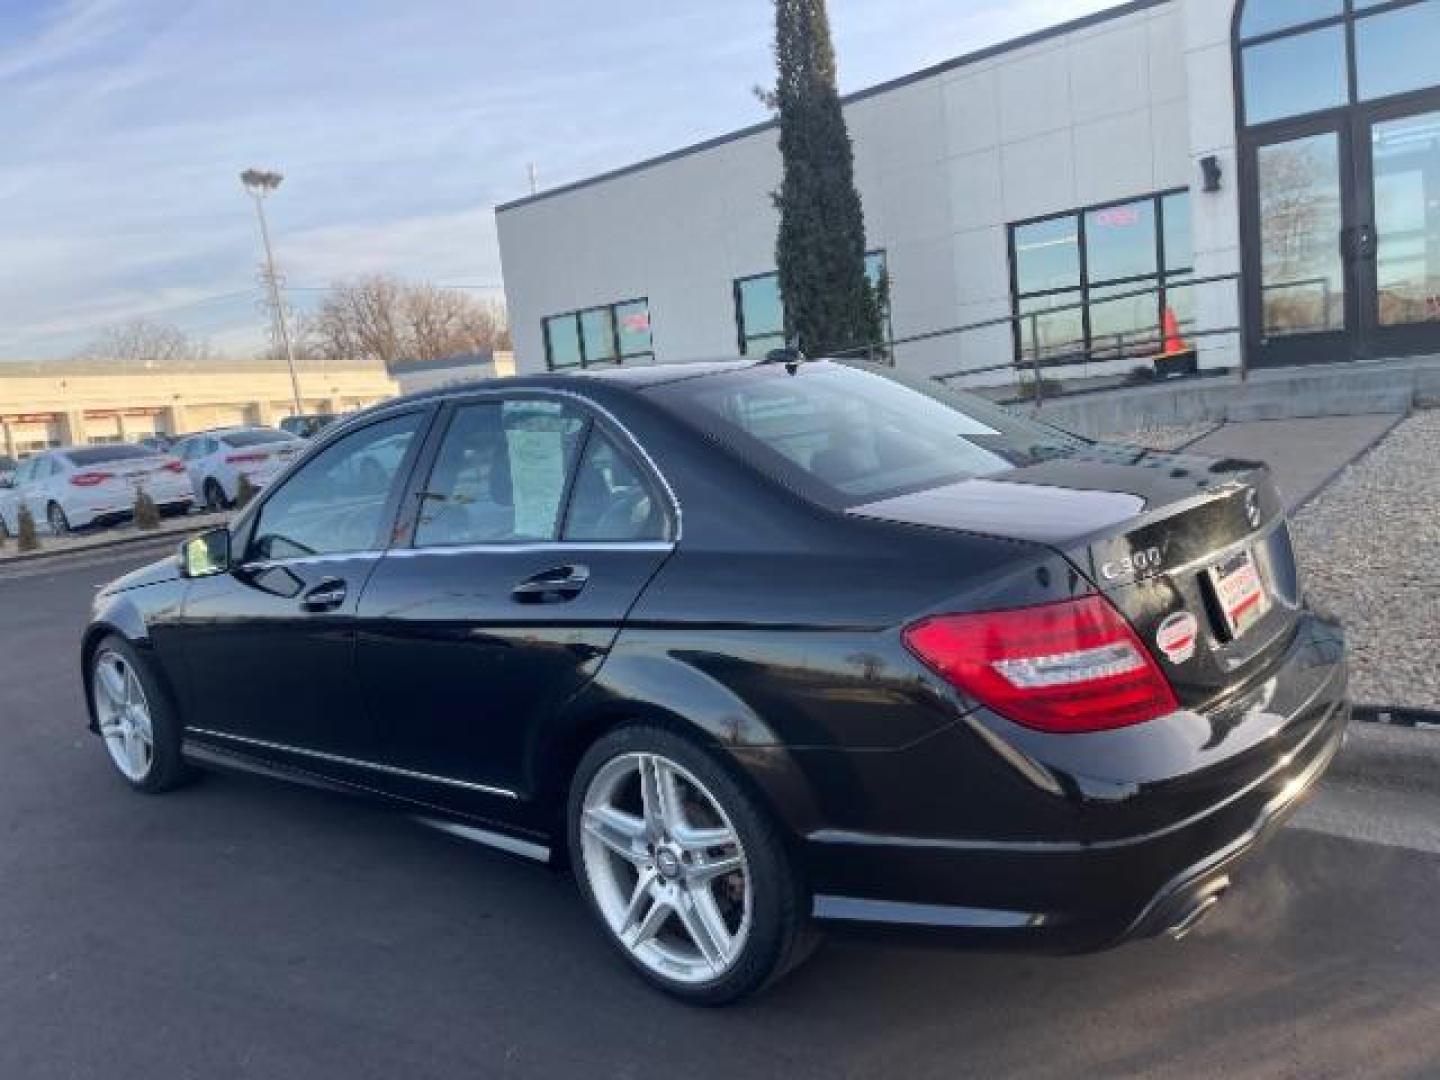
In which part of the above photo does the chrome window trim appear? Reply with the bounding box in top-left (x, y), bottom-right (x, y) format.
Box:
top-left (419, 385), bottom-right (684, 545)
top-left (185, 726), bottom-right (519, 800)
top-left (237, 550), bottom-right (387, 573)
top-left (386, 540), bottom-right (675, 560)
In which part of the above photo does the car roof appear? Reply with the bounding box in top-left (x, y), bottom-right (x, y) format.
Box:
top-left (388, 358), bottom-right (763, 410)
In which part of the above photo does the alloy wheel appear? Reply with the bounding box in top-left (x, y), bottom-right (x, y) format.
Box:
top-left (579, 752), bottom-right (752, 986)
top-left (93, 651), bottom-right (155, 782)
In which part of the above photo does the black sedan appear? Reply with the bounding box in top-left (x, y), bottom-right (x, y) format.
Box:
top-left (82, 358), bottom-right (1348, 1004)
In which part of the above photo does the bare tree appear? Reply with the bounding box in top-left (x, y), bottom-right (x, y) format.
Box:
top-left (309, 275), bottom-right (511, 367)
top-left (78, 318), bottom-right (213, 369)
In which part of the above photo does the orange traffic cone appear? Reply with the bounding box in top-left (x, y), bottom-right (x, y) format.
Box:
top-left (1160, 306), bottom-right (1189, 357)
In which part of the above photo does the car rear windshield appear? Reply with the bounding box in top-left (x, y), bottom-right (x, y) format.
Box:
top-left (63, 445), bottom-right (154, 466)
top-left (648, 361), bottom-right (1087, 507)
top-left (223, 429), bottom-right (297, 447)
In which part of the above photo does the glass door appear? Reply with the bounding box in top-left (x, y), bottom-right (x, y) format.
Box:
top-left (1246, 119), bottom-right (1357, 367)
top-left (1356, 101), bottom-right (1440, 356)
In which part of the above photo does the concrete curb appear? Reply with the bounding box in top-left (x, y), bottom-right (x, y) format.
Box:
top-left (1328, 720), bottom-right (1439, 795)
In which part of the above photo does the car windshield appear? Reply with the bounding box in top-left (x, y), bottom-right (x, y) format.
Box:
top-left (63, 445), bottom-right (154, 466)
top-left (223, 429), bottom-right (296, 448)
top-left (649, 361), bottom-right (1087, 507)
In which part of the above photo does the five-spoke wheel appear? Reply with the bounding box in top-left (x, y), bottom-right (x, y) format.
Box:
top-left (93, 650), bottom-right (154, 782)
top-left (580, 752), bottom-right (752, 984)
top-left (570, 726), bottom-right (814, 1004)
top-left (88, 635), bottom-right (192, 794)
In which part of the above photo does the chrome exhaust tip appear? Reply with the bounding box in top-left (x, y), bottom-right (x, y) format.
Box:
top-left (1167, 881), bottom-right (1230, 940)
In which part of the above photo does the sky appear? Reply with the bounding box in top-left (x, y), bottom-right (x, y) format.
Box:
top-left (0, 0), bottom-right (1126, 361)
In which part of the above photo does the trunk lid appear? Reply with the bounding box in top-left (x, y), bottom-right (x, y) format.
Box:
top-left (850, 445), bottom-right (1303, 709)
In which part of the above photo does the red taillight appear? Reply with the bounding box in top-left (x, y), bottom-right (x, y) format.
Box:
top-left (159, 459), bottom-right (185, 474)
top-left (69, 471), bottom-right (114, 487)
top-left (225, 452), bottom-right (269, 465)
top-left (902, 595), bottom-right (1179, 734)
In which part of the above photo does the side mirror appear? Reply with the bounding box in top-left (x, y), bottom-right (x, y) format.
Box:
top-left (179, 527), bottom-right (231, 578)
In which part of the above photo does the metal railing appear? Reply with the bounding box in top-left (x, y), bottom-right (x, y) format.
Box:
top-left (828, 272), bottom-right (1245, 406)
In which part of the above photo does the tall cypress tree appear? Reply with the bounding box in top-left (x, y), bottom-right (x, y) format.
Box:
top-left (769, 0), bottom-right (881, 357)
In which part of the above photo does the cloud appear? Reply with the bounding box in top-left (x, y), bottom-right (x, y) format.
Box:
top-left (0, 0), bottom-right (1133, 360)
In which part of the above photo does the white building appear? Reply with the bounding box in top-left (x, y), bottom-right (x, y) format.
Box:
top-left (498, 0), bottom-right (1440, 387)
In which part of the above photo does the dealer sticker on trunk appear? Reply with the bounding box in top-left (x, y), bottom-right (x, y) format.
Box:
top-left (1155, 611), bottom-right (1199, 665)
top-left (1207, 548), bottom-right (1270, 639)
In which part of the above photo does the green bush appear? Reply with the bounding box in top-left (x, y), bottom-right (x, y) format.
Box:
top-left (234, 473), bottom-right (258, 509)
top-left (133, 487), bottom-right (161, 530)
top-left (17, 504), bottom-right (40, 552)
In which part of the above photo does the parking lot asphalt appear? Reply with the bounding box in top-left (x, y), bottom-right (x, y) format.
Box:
top-left (3, 546), bottom-right (1440, 1080)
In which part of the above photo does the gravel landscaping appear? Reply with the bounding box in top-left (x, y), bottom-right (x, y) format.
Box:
top-left (1097, 422), bottom-right (1220, 452)
top-left (1289, 410), bottom-right (1440, 709)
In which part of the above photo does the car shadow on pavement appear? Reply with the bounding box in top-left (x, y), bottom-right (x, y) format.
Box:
top-left (37, 760), bottom-right (1435, 1080)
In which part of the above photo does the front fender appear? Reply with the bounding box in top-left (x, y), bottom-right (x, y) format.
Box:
top-left (81, 582), bottom-right (186, 733)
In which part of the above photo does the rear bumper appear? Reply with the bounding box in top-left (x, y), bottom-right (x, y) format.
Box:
top-left (784, 611), bottom-right (1348, 950)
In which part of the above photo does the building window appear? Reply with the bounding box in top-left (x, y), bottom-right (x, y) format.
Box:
top-left (543, 298), bottom-right (653, 370)
top-left (1239, 0), bottom-right (1440, 127)
top-left (1009, 190), bottom-right (1193, 367)
top-left (734, 251), bottom-right (891, 356)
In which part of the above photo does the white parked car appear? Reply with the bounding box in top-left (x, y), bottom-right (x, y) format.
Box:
top-left (0, 444), bottom-right (194, 536)
top-left (173, 427), bottom-right (303, 510)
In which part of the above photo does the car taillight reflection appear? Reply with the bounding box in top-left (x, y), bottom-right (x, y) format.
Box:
top-left (158, 460), bottom-right (186, 474)
top-left (903, 595), bottom-right (1179, 734)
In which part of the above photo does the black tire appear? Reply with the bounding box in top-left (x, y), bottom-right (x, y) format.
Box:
top-left (0, 513), bottom-right (9, 540)
top-left (203, 478), bottom-right (229, 511)
top-left (89, 634), bottom-right (194, 794)
top-left (568, 724), bottom-right (818, 1005)
top-left (47, 501), bottom-right (70, 536)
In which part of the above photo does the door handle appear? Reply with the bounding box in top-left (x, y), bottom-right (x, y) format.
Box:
top-left (301, 578), bottom-right (348, 612)
top-left (511, 564), bottom-right (590, 604)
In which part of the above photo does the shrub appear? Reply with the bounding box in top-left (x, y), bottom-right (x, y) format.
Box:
top-left (234, 473), bottom-right (258, 509)
top-left (17, 504), bottom-right (40, 552)
top-left (133, 487), bottom-right (161, 530)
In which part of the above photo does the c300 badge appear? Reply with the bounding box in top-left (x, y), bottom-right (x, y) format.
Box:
top-left (1155, 611), bottom-right (1199, 665)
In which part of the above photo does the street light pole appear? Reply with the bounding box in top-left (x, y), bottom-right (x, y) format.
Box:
top-left (241, 168), bottom-right (303, 417)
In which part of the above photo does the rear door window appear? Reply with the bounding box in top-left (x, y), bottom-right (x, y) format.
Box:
top-left (414, 398), bottom-right (587, 548)
top-left (562, 429), bottom-right (667, 542)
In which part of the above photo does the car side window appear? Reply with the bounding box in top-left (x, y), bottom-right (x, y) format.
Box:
top-left (414, 398), bottom-right (586, 548)
top-left (247, 412), bottom-right (424, 562)
top-left (562, 429), bottom-right (667, 542)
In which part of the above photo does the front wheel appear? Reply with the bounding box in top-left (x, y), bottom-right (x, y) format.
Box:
top-left (569, 725), bottom-right (816, 1004)
top-left (202, 478), bottom-right (229, 512)
top-left (89, 635), bottom-right (193, 793)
